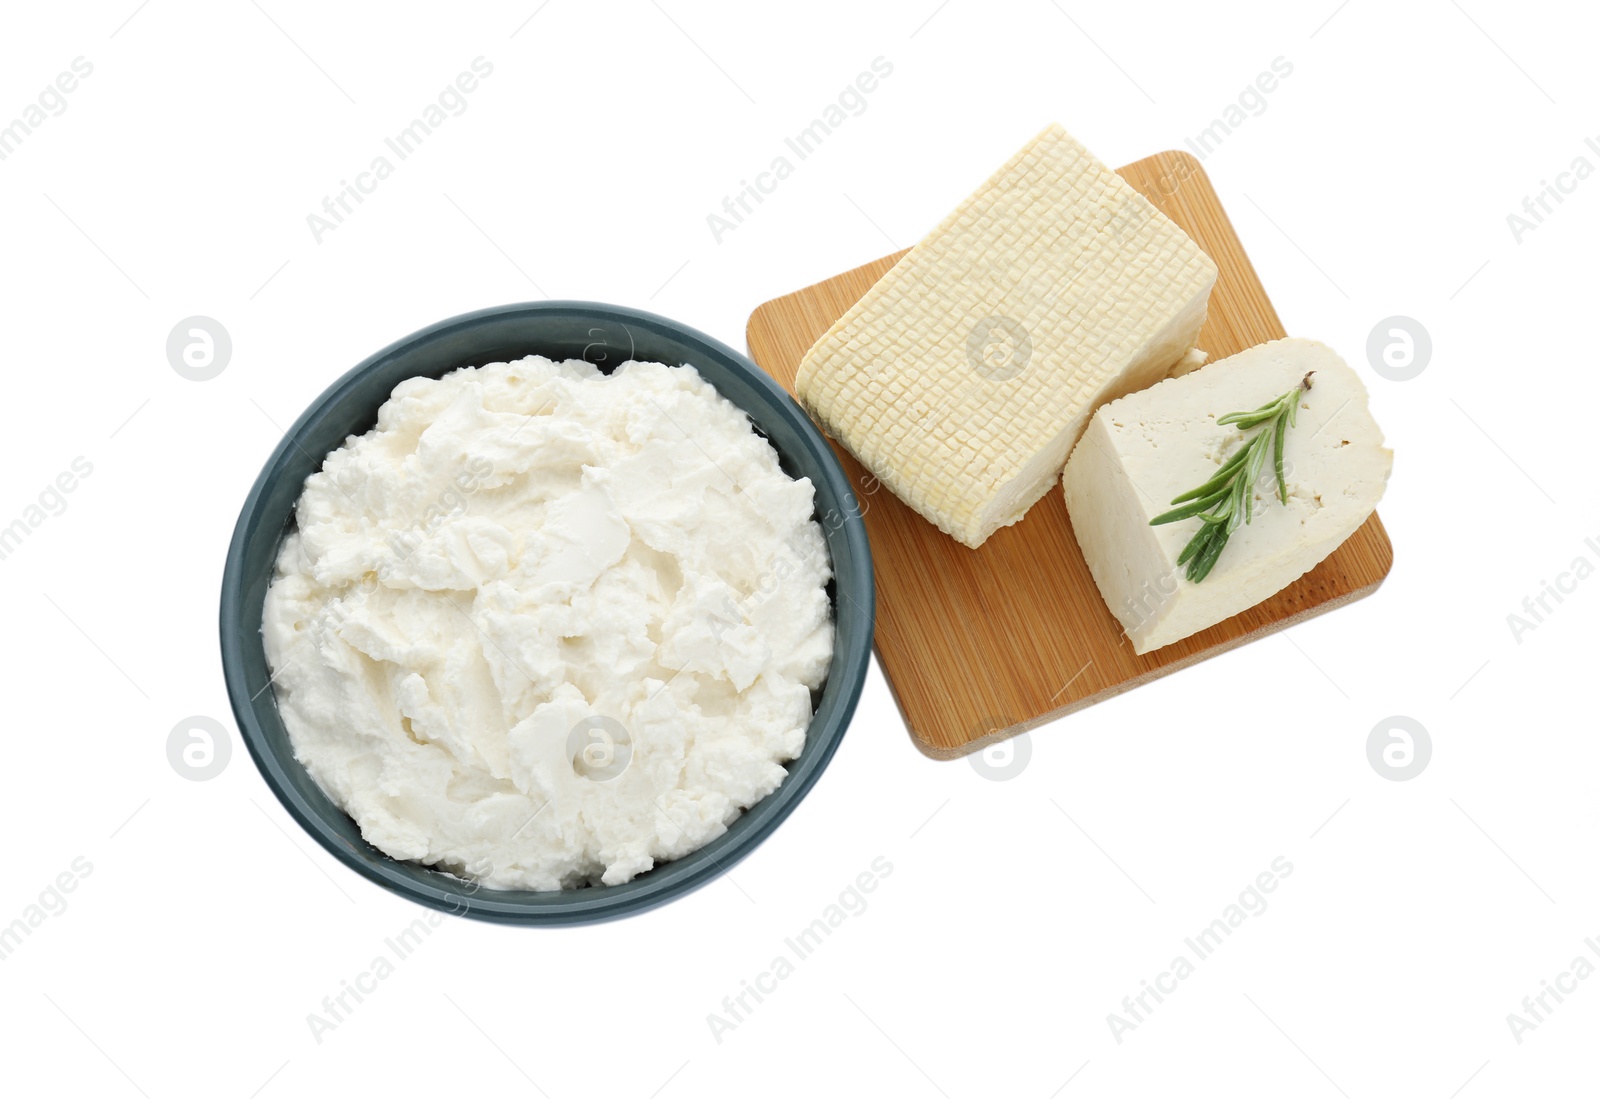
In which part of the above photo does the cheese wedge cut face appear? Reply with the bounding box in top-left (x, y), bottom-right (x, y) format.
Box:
top-left (1063, 338), bottom-right (1392, 655)
top-left (794, 124), bottom-right (1218, 549)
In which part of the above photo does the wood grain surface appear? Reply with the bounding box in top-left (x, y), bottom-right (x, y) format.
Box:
top-left (746, 150), bottom-right (1394, 759)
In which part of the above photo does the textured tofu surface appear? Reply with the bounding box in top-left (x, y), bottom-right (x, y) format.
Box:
top-left (795, 123), bottom-right (1217, 548)
top-left (1063, 338), bottom-right (1392, 654)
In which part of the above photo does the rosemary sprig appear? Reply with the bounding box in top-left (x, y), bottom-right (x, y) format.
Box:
top-left (1149, 372), bottom-right (1314, 583)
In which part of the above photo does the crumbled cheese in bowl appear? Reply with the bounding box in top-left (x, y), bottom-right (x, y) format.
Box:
top-left (262, 356), bottom-right (834, 891)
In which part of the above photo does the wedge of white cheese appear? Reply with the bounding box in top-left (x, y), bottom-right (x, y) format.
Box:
top-left (1062, 338), bottom-right (1392, 654)
top-left (795, 123), bottom-right (1218, 549)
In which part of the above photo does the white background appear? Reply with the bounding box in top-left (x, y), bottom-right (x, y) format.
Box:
top-left (0, 1), bottom-right (1594, 1096)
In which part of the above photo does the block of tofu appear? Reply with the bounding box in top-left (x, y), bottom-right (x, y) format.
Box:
top-left (794, 124), bottom-right (1218, 549)
top-left (1063, 338), bottom-right (1392, 654)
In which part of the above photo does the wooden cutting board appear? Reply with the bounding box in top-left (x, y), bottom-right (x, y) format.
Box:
top-left (747, 151), bottom-right (1393, 759)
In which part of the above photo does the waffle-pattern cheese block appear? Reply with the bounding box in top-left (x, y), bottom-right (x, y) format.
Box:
top-left (794, 124), bottom-right (1218, 548)
top-left (1063, 338), bottom-right (1392, 654)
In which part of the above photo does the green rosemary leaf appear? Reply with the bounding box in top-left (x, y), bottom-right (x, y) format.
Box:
top-left (1149, 372), bottom-right (1315, 583)
top-left (1248, 429), bottom-right (1271, 481)
top-left (1217, 408), bottom-right (1279, 430)
top-left (1150, 485), bottom-right (1232, 525)
top-left (1243, 431), bottom-right (1270, 507)
top-left (1226, 474), bottom-right (1247, 534)
top-left (1199, 493), bottom-right (1235, 526)
top-left (1273, 415), bottom-right (1288, 503)
top-left (1187, 524), bottom-right (1230, 582)
top-left (1218, 395), bottom-right (1285, 424)
top-left (1169, 446), bottom-right (1251, 504)
top-left (1176, 522), bottom-right (1214, 567)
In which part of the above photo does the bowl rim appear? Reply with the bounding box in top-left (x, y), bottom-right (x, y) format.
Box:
top-left (219, 300), bottom-right (873, 925)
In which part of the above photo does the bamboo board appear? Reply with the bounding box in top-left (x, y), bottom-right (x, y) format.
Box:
top-left (747, 151), bottom-right (1393, 759)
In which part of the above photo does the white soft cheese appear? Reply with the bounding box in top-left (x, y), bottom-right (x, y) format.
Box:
top-left (262, 357), bottom-right (834, 890)
top-left (1062, 338), bottom-right (1392, 654)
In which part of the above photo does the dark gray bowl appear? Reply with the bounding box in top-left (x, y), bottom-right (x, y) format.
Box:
top-left (220, 302), bottom-right (874, 925)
